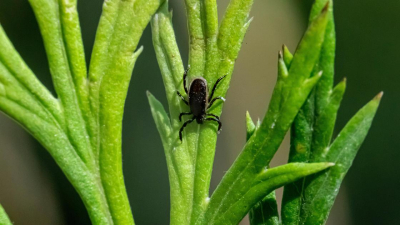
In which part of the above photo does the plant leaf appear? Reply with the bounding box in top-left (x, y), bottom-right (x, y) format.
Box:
top-left (0, 26), bottom-right (63, 126)
top-left (249, 192), bottom-right (280, 225)
top-left (0, 204), bottom-right (12, 225)
top-left (282, 45), bottom-right (293, 68)
top-left (300, 93), bottom-right (382, 224)
top-left (246, 112), bottom-right (279, 225)
top-left (151, 3), bottom-right (195, 224)
top-left (28, 0), bottom-right (95, 172)
top-left (191, 0), bottom-right (254, 222)
top-left (90, 0), bottom-right (164, 223)
top-left (281, 1), bottom-right (336, 223)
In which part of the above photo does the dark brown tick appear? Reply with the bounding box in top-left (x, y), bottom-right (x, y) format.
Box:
top-left (177, 67), bottom-right (226, 141)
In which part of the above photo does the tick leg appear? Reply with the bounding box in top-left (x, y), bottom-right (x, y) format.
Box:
top-left (208, 75), bottom-right (227, 102)
top-left (177, 91), bottom-right (189, 105)
top-left (179, 112), bottom-right (192, 121)
top-left (207, 96), bottom-right (226, 109)
top-left (206, 113), bottom-right (220, 120)
top-left (183, 66), bottom-right (190, 94)
top-left (205, 117), bottom-right (222, 132)
top-left (179, 117), bottom-right (195, 141)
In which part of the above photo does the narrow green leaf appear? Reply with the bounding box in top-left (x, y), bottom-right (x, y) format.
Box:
top-left (311, 78), bottom-right (346, 157)
top-left (147, 92), bottom-right (184, 225)
top-left (300, 93), bottom-right (382, 224)
top-left (218, 0), bottom-right (253, 63)
top-left (214, 163), bottom-right (334, 225)
top-left (29, 0), bottom-right (95, 173)
top-left (202, 0), bottom-right (219, 84)
top-left (0, 26), bottom-right (64, 128)
top-left (310, 0), bottom-right (337, 157)
top-left (191, 14), bottom-right (254, 225)
top-left (266, 52), bottom-right (288, 123)
top-left (197, 9), bottom-right (329, 225)
top-left (0, 62), bottom-right (58, 126)
top-left (99, 46), bottom-right (143, 225)
top-left (280, 6), bottom-right (329, 104)
top-left (0, 205), bottom-right (12, 225)
top-left (247, 112), bottom-right (279, 225)
top-left (90, 0), bottom-right (165, 223)
top-left (184, 0), bottom-right (206, 78)
top-left (281, 91), bottom-right (314, 224)
top-left (60, 0), bottom-right (96, 154)
top-left (249, 192), bottom-right (279, 225)
top-left (151, 2), bottom-right (185, 112)
top-left (151, 3), bottom-right (195, 224)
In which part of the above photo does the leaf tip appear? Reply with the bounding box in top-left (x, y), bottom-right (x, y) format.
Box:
top-left (335, 77), bottom-right (347, 91)
top-left (327, 162), bottom-right (335, 167)
top-left (135, 45), bottom-right (144, 56)
top-left (146, 90), bottom-right (153, 98)
top-left (375, 91), bottom-right (384, 100)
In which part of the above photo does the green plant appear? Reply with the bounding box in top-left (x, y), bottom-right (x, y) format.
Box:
top-left (0, 0), bottom-right (164, 224)
top-left (0, 0), bottom-right (381, 225)
top-left (149, 0), bottom-right (381, 224)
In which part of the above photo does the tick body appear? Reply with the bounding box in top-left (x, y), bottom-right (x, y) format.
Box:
top-left (177, 68), bottom-right (226, 141)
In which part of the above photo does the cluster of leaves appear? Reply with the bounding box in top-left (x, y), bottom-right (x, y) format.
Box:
top-left (0, 0), bottom-right (381, 224)
top-left (248, 1), bottom-right (382, 224)
top-left (149, 0), bottom-right (381, 224)
top-left (0, 0), bottom-right (165, 224)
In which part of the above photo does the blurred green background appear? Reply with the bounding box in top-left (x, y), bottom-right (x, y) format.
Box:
top-left (0, 0), bottom-right (398, 224)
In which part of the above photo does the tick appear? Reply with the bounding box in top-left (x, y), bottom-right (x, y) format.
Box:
top-left (177, 68), bottom-right (226, 141)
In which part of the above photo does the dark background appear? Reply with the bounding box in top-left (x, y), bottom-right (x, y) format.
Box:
top-left (0, 0), bottom-right (398, 224)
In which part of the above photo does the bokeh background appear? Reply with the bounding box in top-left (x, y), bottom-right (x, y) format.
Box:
top-left (0, 0), bottom-right (398, 224)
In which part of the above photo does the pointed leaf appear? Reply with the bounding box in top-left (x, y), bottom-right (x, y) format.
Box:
top-left (151, 3), bottom-right (195, 224)
top-left (282, 45), bottom-right (293, 68)
top-left (311, 78), bottom-right (346, 157)
top-left (0, 205), bottom-right (12, 225)
top-left (300, 93), bottom-right (382, 224)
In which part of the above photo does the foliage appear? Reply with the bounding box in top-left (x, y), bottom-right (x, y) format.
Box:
top-left (149, 0), bottom-right (381, 225)
top-left (0, 0), bottom-right (381, 224)
top-left (0, 0), bottom-right (164, 224)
